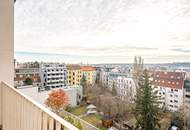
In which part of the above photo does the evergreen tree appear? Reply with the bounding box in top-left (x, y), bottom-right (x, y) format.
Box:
top-left (134, 70), bottom-right (160, 130)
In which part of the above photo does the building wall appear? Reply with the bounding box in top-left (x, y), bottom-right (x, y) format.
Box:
top-left (100, 70), bottom-right (109, 87)
top-left (0, 0), bottom-right (14, 126)
top-left (154, 86), bottom-right (184, 111)
top-left (14, 68), bottom-right (40, 86)
top-left (40, 63), bottom-right (67, 89)
top-left (184, 80), bottom-right (190, 117)
top-left (82, 70), bottom-right (96, 85)
top-left (18, 86), bottom-right (82, 106)
top-left (67, 69), bottom-right (82, 86)
top-left (152, 71), bottom-right (185, 111)
top-left (103, 70), bottom-right (131, 91)
top-left (116, 77), bottom-right (136, 102)
top-left (0, 0), bottom-right (14, 86)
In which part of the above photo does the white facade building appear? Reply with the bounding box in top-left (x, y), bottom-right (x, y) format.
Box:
top-left (100, 70), bottom-right (110, 87)
top-left (100, 68), bottom-right (131, 89)
top-left (40, 63), bottom-right (67, 90)
top-left (108, 70), bottom-right (131, 91)
top-left (184, 80), bottom-right (190, 122)
top-left (152, 71), bottom-right (185, 111)
top-left (116, 77), bottom-right (136, 102)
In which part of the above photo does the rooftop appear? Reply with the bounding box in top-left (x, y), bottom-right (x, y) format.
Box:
top-left (152, 71), bottom-right (185, 89)
top-left (66, 64), bottom-right (81, 70)
top-left (81, 66), bottom-right (96, 71)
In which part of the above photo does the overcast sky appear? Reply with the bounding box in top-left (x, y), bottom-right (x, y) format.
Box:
top-left (15, 0), bottom-right (190, 63)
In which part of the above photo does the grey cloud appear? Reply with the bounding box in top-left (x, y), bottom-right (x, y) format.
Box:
top-left (15, 0), bottom-right (190, 63)
top-left (54, 45), bottom-right (158, 54)
top-left (171, 48), bottom-right (190, 53)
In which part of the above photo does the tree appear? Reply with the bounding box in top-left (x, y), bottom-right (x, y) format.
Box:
top-left (45, 89), bottom-right (69, 113)
top-left (81, 74), bottom-right (87, 95)
top-left (33, 61), bottom-right (39, 68)
top-left (133, 56), bottom-right (144, 87)
top-left (134, 70), bottom-right (160, 130)
top-left (112, 82), bottom-right (117, 96)
top-left (171, 110), bottom-right (184, 130)
top-left (24, 77), bottom-right (33, 85)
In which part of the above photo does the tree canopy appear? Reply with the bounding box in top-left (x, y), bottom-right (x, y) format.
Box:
top-left (45, 89), bottom-right (69, 113)
top-left (24, 77), bottom-right (33, 85)
top-left (134, 70), bottom-right (160, 130)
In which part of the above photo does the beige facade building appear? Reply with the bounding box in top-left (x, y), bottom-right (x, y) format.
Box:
top-left (66, 64), bottom-right (82, 86)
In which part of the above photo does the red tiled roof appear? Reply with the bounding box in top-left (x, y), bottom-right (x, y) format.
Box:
top-left (152, 71), bottom-right (185, 89)
top-left (81, 66), bottom-right (95, 71)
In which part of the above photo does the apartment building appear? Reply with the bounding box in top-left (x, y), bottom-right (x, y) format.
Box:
top-left (116, 76), bottom-right (136, 102)
top-left (81, 66), bottom-right (96, 85)
top-left (14, 68), bottom-right (40, 86)
top-left (184, 80), bottom-right (190, 127)
top-left (40, 63), bottom-right (67, 90)
top-left (16, 61), bottom-right (39, 68)
top-left (184, 70), bottom-right (190, 80)
top-left (100, 69), bottom-right (110, 87)
top-left (66, 64), bottom-right (82, 86)
top-left (108, 69), bottom-right (131, 91)
top-left (100, 67), bottom-right (131, 88)
top-left (152, 71), bottom-right (185, 111)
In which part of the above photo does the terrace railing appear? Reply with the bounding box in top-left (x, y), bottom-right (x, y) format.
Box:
top-left (0, 81), bottom-right (79, 130)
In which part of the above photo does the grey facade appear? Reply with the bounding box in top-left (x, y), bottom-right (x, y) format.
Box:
top-left (40, 63), bottom-right (67, 90)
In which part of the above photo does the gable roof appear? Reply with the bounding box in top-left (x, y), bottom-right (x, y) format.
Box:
top-left (152, 71), bottom-right (185, 89)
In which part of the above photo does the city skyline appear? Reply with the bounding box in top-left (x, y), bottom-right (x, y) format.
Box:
top-left (15, 0), bottom-right (190, 63)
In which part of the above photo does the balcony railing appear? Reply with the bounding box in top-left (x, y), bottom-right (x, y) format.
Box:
top-left (0, 81), bottom-right (79, 130)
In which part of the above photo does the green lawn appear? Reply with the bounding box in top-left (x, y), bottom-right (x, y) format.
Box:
top-left (68, 106), bottom-right (103, 128)
top-left (70, 106), bottom-right (87, 116)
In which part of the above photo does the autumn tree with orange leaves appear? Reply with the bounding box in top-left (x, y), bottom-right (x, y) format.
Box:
top-left (45, 89), bottom-right (69, 113)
